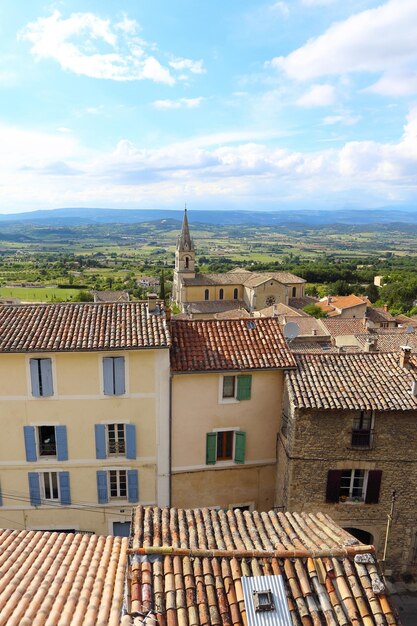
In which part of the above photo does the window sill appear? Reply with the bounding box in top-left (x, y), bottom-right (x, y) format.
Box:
top-left (218, 398), bottom-right (239, 405)
top-left (339, 498), bottom-right (365, 504)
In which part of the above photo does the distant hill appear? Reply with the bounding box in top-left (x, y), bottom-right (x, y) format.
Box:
top-left (0, 206), bottom-right (416, 227)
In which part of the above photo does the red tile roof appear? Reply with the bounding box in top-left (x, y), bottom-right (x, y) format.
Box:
top-left (320, 317), bottom-right (368, 337)
top-left (0, 302), bottom-right (170, 352)
top-left (0, 529), bottom-right (127, 625)
top-left (121, 506), bottom-right (398, 626)
top-left (170, 318), bottom-right (296, 372)
top-left (288, 352), bottom-right (417, 411)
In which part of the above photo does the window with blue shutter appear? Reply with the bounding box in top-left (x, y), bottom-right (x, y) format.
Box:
top-left (125, 424), bottom-right (136, 460)
top-left (234, 432), bottom-right (246, 464)
top-left (103, 357), bottom-right (125, 396)
top-left (97, 470), bottom-right (108, 504)
top-left (206, 432), bottom-right (217, 465)
top-left (29, 359), bottom-right (53, 397)
top-left (59, 472), bottom-right (71, 505)
top-left (95, 424), bottom-right (107, 459)
top-left (24, 426), bottom-right (37, 462)
top-left (127, 470), bottom-right (139, 503)
top-left (28, 472), bottom-right (41, 506)
top-left (236, 375), bottom-right (252, 401)
top-left (56, 426), bottom-right (68, 461)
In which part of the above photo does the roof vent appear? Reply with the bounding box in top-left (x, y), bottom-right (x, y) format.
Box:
top-left (242, 575), bottom-right (292, 626)
top-left (253, 590), bottom-right (274, 612)
top-left (247, 321), bottom-right (256, 330)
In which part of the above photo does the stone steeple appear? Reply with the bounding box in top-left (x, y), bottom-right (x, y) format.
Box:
top-left (177, 206), bottom-right (194, 252)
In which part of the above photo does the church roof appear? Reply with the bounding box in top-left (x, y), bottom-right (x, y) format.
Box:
top-left (177, 207), bottom-right (194, 252)
top-left (181, 270), bottom-right (305, 287)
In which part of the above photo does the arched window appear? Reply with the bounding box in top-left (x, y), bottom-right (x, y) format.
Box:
top-left (185, 256), bottom-right (189, 269)
top-left (292, 286), bottom-right (297, 297)
top-left (219, 289), bottom-right (224, 300)
top-left (234, 288), bottom-right (238, 300)
top-left (205, 289), bottom-right (209, 301)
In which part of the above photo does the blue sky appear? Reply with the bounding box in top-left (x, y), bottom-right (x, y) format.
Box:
top-left (0, 0), bottom-right (417, 212)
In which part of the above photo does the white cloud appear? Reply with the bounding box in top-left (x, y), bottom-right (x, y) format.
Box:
top-left (271, 0), bottom-right (417, 84)
top-left (169, 57), bottom-right (205, 74)
top-left (270, 2), bottom-right (290, 18)
top-left (323, 114), bottom-right (361, 126)
top-left (367, 71), bottom-right (417, 96)
top-left (296, 84), bottom-right (336, 107)
top-left (19, 11), bottom-right (203, 85)
top-left (152, 97), bottom-right (204, 110)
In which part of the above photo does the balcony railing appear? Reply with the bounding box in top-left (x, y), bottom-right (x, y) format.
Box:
top-left (39, 442), bottom-right (57, 456)
top-left (108, 441), bottom-right (126, 455)
top-left (351, 429), bottom-right (374, 448)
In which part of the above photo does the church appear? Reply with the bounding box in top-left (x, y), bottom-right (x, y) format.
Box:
top-left (172, 208), bottom-right (306, 318)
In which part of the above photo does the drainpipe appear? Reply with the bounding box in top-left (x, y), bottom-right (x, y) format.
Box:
top-left (169, 373), bottom-right (173, 508)
top-left (382, 490), bottom-right (397, 567)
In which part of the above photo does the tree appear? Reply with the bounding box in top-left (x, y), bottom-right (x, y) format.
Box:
top-left (302, 304), bottom-right (328, 318)
top-left (365, 283), bottom-right (379, 303)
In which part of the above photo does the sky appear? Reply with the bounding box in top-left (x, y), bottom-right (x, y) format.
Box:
top-left (1, 0), bottom-right (417, 213)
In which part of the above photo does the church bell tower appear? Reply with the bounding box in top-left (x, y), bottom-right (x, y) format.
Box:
top-left (173, 207), bottom-right (196, 305)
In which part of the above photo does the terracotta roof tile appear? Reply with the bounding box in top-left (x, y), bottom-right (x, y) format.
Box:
top-left (122, 506), bottom-right (399, 626)
top-left (182, 271), bottom-right (305, 287)
top-left (0, 529), bottom-right (127, 626)
top-left (366, 307), bottom-right (396, 323)
top-left (355, 333), bottom-right (417, 353)
top-left (170, 318), bottom-right (295, 372)
top-left (0, 302), bottom-right (170, 353)
top-left (92, 290), bottom-right (130, 303)
top-left (287, 352), bottom-right (417, 411)
top-left (320, 317), bottom-right (369, 337)
top-left (184, 300), bottom-right (246, 314)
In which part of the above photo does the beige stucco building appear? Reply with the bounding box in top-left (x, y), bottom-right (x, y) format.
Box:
top-left (277, 349), bottom-right (417, 576)
top-left (170, 317), bottom-right (296, 511)
top-left (172, 209), bottom-right (306, 317)
top-left (0, 301), bottom-right (170, 536)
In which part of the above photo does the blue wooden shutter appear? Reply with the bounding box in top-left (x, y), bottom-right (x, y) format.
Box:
top-left (234, 432), bottom-right (246, 464)
top-left (59, 472), bottom-right (71, 505)
top-left (114, 357), bottom-right (125, 395)
top-left (365, 470), bottom-right (382, 504)
top-left (127, 470), bottom-right (139, 503)
top-left (40, 359), bottom-right (53, 397)
top-left (30, 359), bottom-right (40, 397)
top-left (24, 426), bottom-right (37, 462)
top-left (28, 472), bottom-right (41, 506)
top-left (326, 470), bottom-right (342, 503)
top-left (95, 424), bottom-right (107, 459)
top-left (125, 424), bottom-right (136, 459)
top-left (103, 357), bottom-right (114, 395)
top-left (236, 375), bottom-right (252, 401)
top-left (56, 426), bottom-right (68, 461)
top-left (96, 470), bottom-right (108, 504)
top-left (206, 432), bottom-right (216, 465)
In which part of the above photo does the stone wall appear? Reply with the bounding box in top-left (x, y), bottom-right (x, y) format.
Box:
top-left (276, 399), bottom-right (417, 577)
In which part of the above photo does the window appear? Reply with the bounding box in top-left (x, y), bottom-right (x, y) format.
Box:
top-left (205, 289), bottom-right (209, 301)
top-left (24, 425), bottom-right (68, 462)
top-left (29, 358), bottom-right (53, 397)
top-left (219, 288), bottom-right (224, 300)
top-left (234, 288), bottom-right (238, 300)
top-left (103, 357), bottom-right (125, 396)
top-left (220, 375), bottom-right (252, 402)
top-left (185, 256), bottom-right (189, 269)
top-left (253, 590), bottom-right (274, 613)
top-left (206, 431), bottom-right (246, 465)
top-left (38, 426), bottom-right (56, 456)
top-left (109, 470), bottom-right (127, 499)
top-left (326, 469), bottom-right (382, 504)
top-left (292, 287), bottom-right (297, 297)
top-left (28, 471), bottom-right (71, 506)
top-left (351, 411), bottom-right (374, 448)
top-left (96, 469), bottom-right (139, 504)
top-left (107, 424), bottom-right (126, 455)
top-left (95, 423), bottom-right (136, 459)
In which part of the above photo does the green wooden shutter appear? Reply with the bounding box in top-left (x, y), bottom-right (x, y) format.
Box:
top-left (206, 432), bottom-right (216, 465)
top-left (236, 375), bottom-right (252, 400)
top-left (234, 432), bottom-right (246, 464)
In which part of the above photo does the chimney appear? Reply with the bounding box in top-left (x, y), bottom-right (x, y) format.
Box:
top-left (400, 345), bottom-right (412, 369)
top-left (147, 293), bottom-right (158, 314)
top-left (364, 336), bottom-right (377, 352)
top-left (362, 316), bottom-right (368, 330)
top-left (312, 328), bottom-right (317, 336)
top-left (383, 303), bottom-right (388, 313)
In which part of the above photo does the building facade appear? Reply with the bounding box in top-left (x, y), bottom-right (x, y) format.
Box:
top-left (276, 350), bottom-right (417, 576)
top-left (0, 301), bottom-right (170, 536)
top-left (170, 317), bottom-right (295, 511)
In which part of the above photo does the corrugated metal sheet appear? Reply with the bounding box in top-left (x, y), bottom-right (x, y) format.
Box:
top-left (241, 575), bottom-right (292, 626)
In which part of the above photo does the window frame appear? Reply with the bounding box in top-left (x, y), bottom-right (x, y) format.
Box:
top-left (102, 356), bottom-right (126, 396)
top-left (207, 428), bottom-right (245, 466)
top-left (29, 357), bottom-right (54, 398)
top-left (108, 469), bottom-right (128, 500)
top-left (233, 288), bottom-right (238, 300)
top-left (218, 374), bottom-right (252, 404)
top-left (41, 471), bottom-right (60, 501)
top-left (37, 425), bottom-right (57, 458)
top-left (351, 410), bottom-right (375, 449)
top-left (219, 288), bottom-right (224, 300)
top-left (339, 469), bottom-right (368, 502)
top-left (107, 423), bottom-right (126, 456)
top-left (204, 289), bottom-right (210, 301)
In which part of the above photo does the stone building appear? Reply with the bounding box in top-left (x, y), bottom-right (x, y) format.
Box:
top-left (172, 208), bottom-right (305, 317)
top-left (276, 349), bottom-right (417, 577)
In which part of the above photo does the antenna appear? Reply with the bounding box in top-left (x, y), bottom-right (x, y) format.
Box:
top-left (283, 322), bottom-right (300, 343)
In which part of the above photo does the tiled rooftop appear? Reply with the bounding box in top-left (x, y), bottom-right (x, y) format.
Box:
top-left (0, 528), bottom-right (127, 626)
top-left (121, 506), bottom-right (398, 626)
top-left (288, 295), bottom-right (318, 310)
top-left (320, 317), bottom-right (369, 337)
top-left (214, 308), bottom-right (251, 320)
top-left (184, 300), bottom-right (247, 315)
top-left (257, 303), bottom-right (308, 318)
top-left (288, 352), bottom-right (417, 411)
top-left (280, 316), bottom-right (330, 338)
top-left (355, 333), bottom-right (417, 353)
top-left (170, 318), bottom-right (296, 372)
top-left (318, 295), bottom-right (367, 312)
top-left (92, 290), bottom-right (130, 303)
top-left (366, 306), bottom-right (396, 324)
top-left (0, 302), bottom-right (170, 353)
top-left (182, 270), bottom-right (305, 287)
top-left (290, 342), bottom-right (340, 353)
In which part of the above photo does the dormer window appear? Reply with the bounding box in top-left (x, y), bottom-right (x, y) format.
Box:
top-left (253, 590), bottom-right (274, 612)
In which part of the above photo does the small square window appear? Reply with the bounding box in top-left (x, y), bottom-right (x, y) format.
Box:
top-left (253, 590), bottom-right (274, 612)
